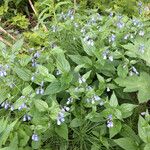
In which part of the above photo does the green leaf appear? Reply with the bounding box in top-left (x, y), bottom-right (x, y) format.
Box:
top-left (117, 64), bottom-right (128, 78)
top-left (144, 144), bottom-right (150, 150)
top-left (115, 72), bottom-right (150, 103)
top-left (114, 138), bottom-right (139, 150)
top-left (37, 65), bottom-right (55, 82)
top-left (82, 70), bottom-right (92, 80)
top-left (12, 38), bottom-right (24, 53)
top-left (121, 124), bottom-right (141, 144)
top-left (34, 99), bottom-right (48, 112)
top-left (68, 55), bottom-right (92, 68)
top-left (44, 81), bottom-right (62, 95)
top-left (123, 39), bottom-right (150, 66)
top-left (109, 92), bottom-right (118, 107)
top-left (19, 54), bottom-right (31, 66)
top-left (81, 38), bottom-right (95, 56)
top-left (119, 103), bottom-right (137, 118)
top-left (9, 133), bottom-right (18, 150)
top-left (109, 120), bottom-right (122, 138)
top-left (0, 89), bottom-right (9, 104)
top-left (37, 65), bottom-right (49, 75)
top-left (0, 119), bottom-right (18, 147)
top-left (56, 53), bottom-right (70, 73)
top-left (49, 100), bottom-right (60, 120)
top-left (55, 123), bottom-right (68, 140)
top-left (13, 67), bottom-right (31, 81)
top-left (22, 85), bottom-right (33, 96)
top-left (70, 118), bottom-right (82, 128)
top-left (138, 115), bottom-right (150, 143)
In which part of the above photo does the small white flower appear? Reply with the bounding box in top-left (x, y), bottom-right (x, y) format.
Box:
top-left (117, 22), bottom-right (124, 29)
top-left (93, 95), bottom-right (101, 101)
top-left (139, 30), bottom-right (144, 36)
top-left (109, 34), bottom-right (116, 43)
top-left (141, 112), bottom-right (146, 116)
top-left (10, 105), bottom-right (14, 111)
top-left (64, 106), bottom-right (70, 111)
top-left (124, 34), bottom-right (129, 40)
top-left (107, 87), bottom-right (110, 92)
top-left (139, 44), bottom-right (145, 53)
top-left (79, 76), bottom-right (86, 84)
top-left (99, 101), bottom-right (104, 106)
top-left (66, 97), bottom-right (73, 105)
top-left (108, 55), bottom-right (113, 62)
top-left (56, 69), bottom-right (61, 75)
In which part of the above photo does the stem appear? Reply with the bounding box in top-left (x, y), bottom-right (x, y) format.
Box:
top-left (28, 0), bottom-right (37, 16)
top-left (28, 0), bottom-right (48, 31)
top-left (0, 36), bottom-right (12, 46)
top-left (0, 27), bottom-right (16, 40)
top-left (74, 0), bottom-right (77, 14)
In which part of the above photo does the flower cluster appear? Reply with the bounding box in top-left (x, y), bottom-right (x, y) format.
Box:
top-left (57, 106), bottom-right (70, 125)
top-left (1, 101), bottom-right (14, 111)
top-left (36, 81), bottom-right (44, 95)
top-left (23, 114), bottom-right (31, 122)
top-left (107, 114), bottom-right (113, 128)
top-left (78, 76), bottom-right (86, 84)
top-left (129, 66), bottom-right (139, 76)
top-left (0, 64), bottom-right (9, 77)
top-left (66, 97), bottom-right (73, 105)
top-left (31, 51), bottom-right (40, 67)
top-left (108, 34), bottom-right (116, 43)
top-left (86, 94), bottom-right (102, 104)
top-left (102, 49), bottom-right (113, 61)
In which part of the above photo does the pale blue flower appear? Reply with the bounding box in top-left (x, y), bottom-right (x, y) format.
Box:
top-left (108, 55), bottom-right (113, 62)
top-left (23, 114), bottom-right (31, 122)
top-left (57, 110), bottom-right (65, 125)
top-left (78, 76), bottom-right (86, 84)
top-left (139, 30), bottom-right (144, 36)
top-left (32, 134), bottom-right (39, 142)
top-left (107, 120), bottom-right (113, 128)
top-left (34, 51), bottom-right (40, 58)
top-left (139, 44), bottom-right (145, 53)
top-left (117, 22), bottom-right (124, 29)
top-left (66, 97), bottom-right (73, 105)
top-left (109, 34), bottom-right (116, 43)
top-left (18, 103), bottom-right (27, 111)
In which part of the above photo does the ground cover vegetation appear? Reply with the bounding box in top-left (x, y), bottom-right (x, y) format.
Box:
top-left (0, 0), bottom-right (150, 149)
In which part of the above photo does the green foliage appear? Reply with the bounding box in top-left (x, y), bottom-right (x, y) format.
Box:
top-left (11, 14), bottom-right (30, 29)
top-left (0, 0), bottom-right (150, 150)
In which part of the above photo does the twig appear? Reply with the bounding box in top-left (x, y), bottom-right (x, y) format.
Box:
top-left (0, 26), bottom-right (16, 40)
top-left (74, 0), bottom-right (77, 14)
top-left (28, 0), bottom-right (37, 16)
top-left (28, 0), bottom-right (48, 32)
top-left (0, 36), bottom-right (12, 46)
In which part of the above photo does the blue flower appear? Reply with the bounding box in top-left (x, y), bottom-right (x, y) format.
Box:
top-left (57, 110), bottom-right (65, 125)
top-left (107, 120), bottom-right (113, 128)
top-left (32, 134), bottom-right (39, 142)
top-left (108, 55), bottom-right (113, 62)
top-left (0, 65), bottom-right (7, 77)
top-left (66, 97), bottom-right (73, 105)
top-left (23, 114), bottom-right (31, 122)
top-left (139, 44), bottom-right (145, 53)
top-left (34, 51), bottom-right (40, 58)
top-left (36, 88), bottom-right (44, 95)
top-left (139, 30), bottom-right (144, 36)
top-left (78, 76), bottom-right (86, 84)
top-left (109, 34), bottom-right (116, 43)
top-left (107, 114), bottom-right (113, 128)
top-left (18, 103), bottom-right (27, 111)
